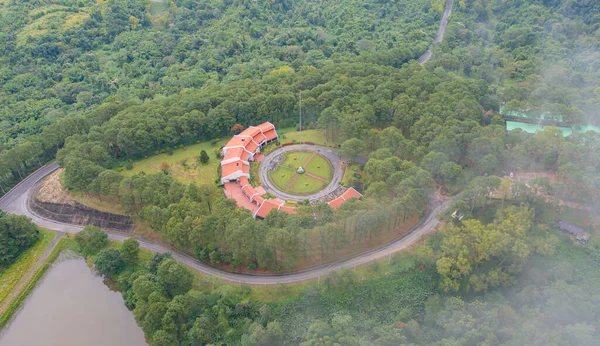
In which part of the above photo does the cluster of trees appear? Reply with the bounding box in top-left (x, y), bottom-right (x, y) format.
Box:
top-left (0, 212), bottom-right (39, 267)
top-left (435, 0), bottom-right (600, 125)
top-left (75, 225), bottom-right (140, 277)
top-left (435, 205), bottom-right (556, 293)
top-left (103, 202), bottom-right (598, 346)
top-left (0, 0), bottom-right (440, 155)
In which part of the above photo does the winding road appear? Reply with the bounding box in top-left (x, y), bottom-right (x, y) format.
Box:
top-left (0, 162), bottom-right (452, 284)
top-left (0, 1), bottom-right (456, 284)
top-left (418, 0), bottom-right (455, 64)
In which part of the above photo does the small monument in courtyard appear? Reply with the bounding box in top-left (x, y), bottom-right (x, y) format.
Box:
top-left (297, 166), bottom-right (305, 174)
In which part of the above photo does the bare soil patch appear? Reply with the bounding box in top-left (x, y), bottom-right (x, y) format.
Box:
top-left (36, 169), bottom-right (73, 205)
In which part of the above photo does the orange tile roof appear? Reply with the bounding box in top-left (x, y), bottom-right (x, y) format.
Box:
top-left (239, 176), bottom-right (249, 185)
top-left (328, 188), bottom-right (362, 210)
top-left (223, 147), bottom-right (244, 161)
top-left (224, 136), bottom-right (246, 148)
top-left (342, 187), bottom-right (362, 200)
top-left (254, 199), bottom-right (282, 219)
top-left (243, 184), bottom-right (256, 197)
top-left (222, 161), bottom-right (248, 177)
top-left (253, 195), bottom-right (266, 205)
top-left (262, 129), bottom-right (278, 142)
top-left (279, 206), bottom-right (296, 214)
top-left (252, 132), bottom-right (267, 143)
top-left (256, 122), bottom-right (275, 132)
top-left (241, 127), bottom-right (262, 138)
top-left (328, 196), bottom-right (345, 210)
top-left (240, 150), bottom-right (250, 162)
top-left (245, 140), bottom-right (258, 153)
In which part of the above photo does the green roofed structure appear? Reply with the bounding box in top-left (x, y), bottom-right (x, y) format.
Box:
top-left (501, 107), bottom-right (599, 136)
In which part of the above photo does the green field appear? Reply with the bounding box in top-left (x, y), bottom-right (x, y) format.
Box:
top-left (268, 151), bottom-right (332, 195)
top-left (0, 229), bottom-right (55, 305)
top-left (278, 128), bottom-right (338, 147)
top-left (121, 139), bottom-right (228, 185)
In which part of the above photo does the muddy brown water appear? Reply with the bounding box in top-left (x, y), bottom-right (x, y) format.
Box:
top-left (0, 259), bottom-right (147, 346)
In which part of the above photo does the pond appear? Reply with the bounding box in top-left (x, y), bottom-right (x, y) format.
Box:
top-left (0, 258), bottom-right (147, 346)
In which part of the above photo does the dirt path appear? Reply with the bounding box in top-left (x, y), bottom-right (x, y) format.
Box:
top-left (285, 174), bottom-right (300, 190)
top-left (0, 231), bottom-right (64, 316)
top-left (305, 172), bottom-right (328, 183)
top-left (301, 153), bottom-right (316, 167)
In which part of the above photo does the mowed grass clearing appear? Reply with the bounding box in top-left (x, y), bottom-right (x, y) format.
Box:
top-left (278, 128), bottom-right (338, 147)
top-left (121, 139), bottom-right (228, 185)
top-left (293, 174), bottom-right (326, 194)
top-left (269, 151), bottom-right (332, 195)
top-left (0, 229), bottom-right (55, 305)
top-left (282, 151), bottom-right (313, 168)
top-left (305, 154), bottom-right (332, 179)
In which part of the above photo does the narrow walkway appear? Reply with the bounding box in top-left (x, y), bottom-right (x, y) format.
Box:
top-left (305, 172), bottom-right (328, 183)
top-left (259, 145), bottom-right (344, 202)
top-left (0, 231), bottom-right (64, 316)
top-left (301, 153), bottom-right (316, 167)
top-left (285, 174), bottom-right (300, 190)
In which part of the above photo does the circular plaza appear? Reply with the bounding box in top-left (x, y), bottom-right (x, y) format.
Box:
top-left (259, 144), bottom-right (343, 202)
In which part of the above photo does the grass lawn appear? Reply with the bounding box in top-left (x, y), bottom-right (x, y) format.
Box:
top-left (269, 169), bottom-right (295, 190)
top-left (278, 128), bottom-right (339, 147)
top-left (305, 154), bottom-right (332, 179)
top-left (71, 193), bottom-right (126, 215)
top-left (121, 139), bottom-right (227, 185)
top-left (0, 229), bottom-right (55, 305)
top-left (342, 163), bottom-right (361, 186)
top-left (269, 151), bottom-right (332, 195)
top-left (292, 174), bottom-right (326, 194)
top-left (282, 151), bottom-right (313, 168)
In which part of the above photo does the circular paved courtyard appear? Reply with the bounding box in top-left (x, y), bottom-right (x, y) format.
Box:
top-left (259, 144), bottom-right (343, 202)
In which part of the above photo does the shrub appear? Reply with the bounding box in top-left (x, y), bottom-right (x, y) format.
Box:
top-left (167, 147), bottom-right (174, 155)
top-left (160, 162), bottom-right (170, 173)
top-left (120, 238), bottom-right (140, 264)
top-left (199, 150), bottom-right (210, 164)
top-left (75, 226), bottom-right (108, 255)
top-left (148, 252), bottom-right (172, 274)
top-left (95, 248), bottom-right (124, 278)
top-left (125, 162), bottom-right (134, 170)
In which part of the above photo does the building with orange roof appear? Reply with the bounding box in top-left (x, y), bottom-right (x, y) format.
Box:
top-left (221, 161), bottom-right (249, 183)
top-left (253, 199), bottom-right (285, 219)
top-left (221, 123), bottom-right (362, 219)
top-left (221, 122), bottom-right (279, 184)
top-left (328, 188), bottom-right (363, 210)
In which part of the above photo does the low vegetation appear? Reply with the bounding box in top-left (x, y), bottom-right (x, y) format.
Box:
top-left (0, 229), bottom-right (54, 305)
top-left (268, 151), bottom-right (332, 194)
top-left (0, 212), bottom-right (40, 268)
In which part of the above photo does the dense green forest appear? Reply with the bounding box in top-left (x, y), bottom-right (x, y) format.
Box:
top-left (80, 203), bottom-right (598, 345)
top-left (0, 211), bottom-right (39, 267)
top-left (0, 0), bottom-right (440, 147)
top-left (2, 0), bottom-right (600, 345)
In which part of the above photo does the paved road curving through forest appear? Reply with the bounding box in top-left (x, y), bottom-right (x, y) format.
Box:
top-left (0, 162), bottom-right (453, 284)
top-left (0, 5), bottom-right (458, 283)
top-left (418, 0), bottom-right (455, 64)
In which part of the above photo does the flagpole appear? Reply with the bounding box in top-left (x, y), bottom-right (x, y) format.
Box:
top-left (299, 90), bottom-right (302, 143)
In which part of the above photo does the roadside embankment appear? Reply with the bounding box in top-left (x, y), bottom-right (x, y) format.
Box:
top-left (29, 170), bottom-right (134, 232)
